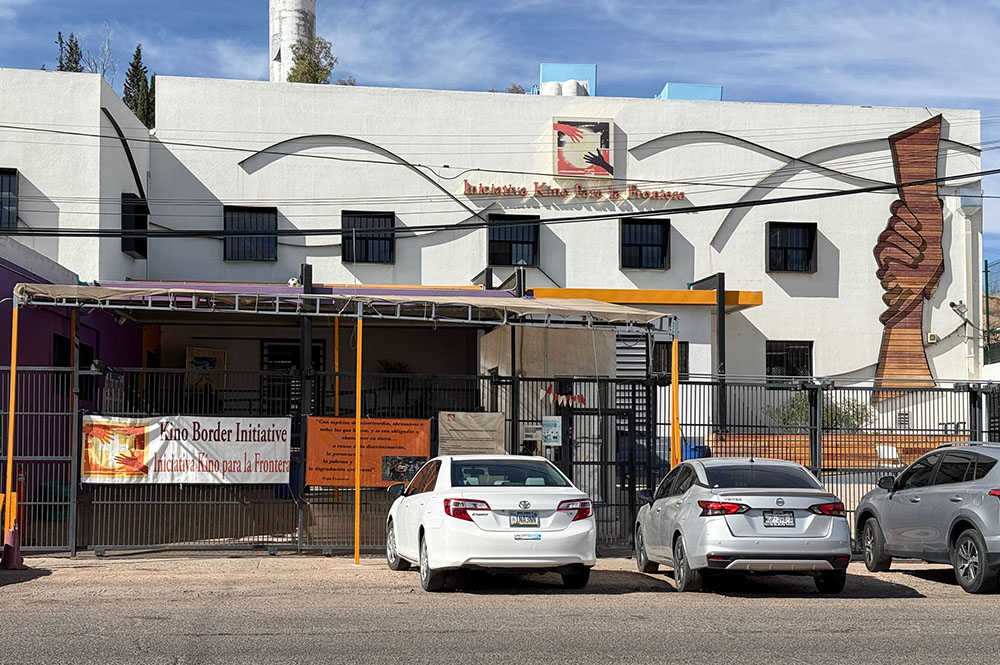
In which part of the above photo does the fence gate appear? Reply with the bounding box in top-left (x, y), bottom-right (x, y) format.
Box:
top-left (563, 407), bottom-right (636, 552)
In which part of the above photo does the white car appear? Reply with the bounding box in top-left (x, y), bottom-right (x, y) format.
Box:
top-left (385, 455), bottom-right (597, 591)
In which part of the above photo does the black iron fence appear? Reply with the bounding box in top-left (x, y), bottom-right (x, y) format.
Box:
top-left (2, 367), bottom-right (997, 554)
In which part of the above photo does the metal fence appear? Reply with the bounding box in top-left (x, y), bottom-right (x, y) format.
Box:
top-left (2, 367), bottom-right (997, 555)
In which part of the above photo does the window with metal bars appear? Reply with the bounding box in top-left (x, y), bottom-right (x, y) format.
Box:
top-left (342, 211), bottom-right (395, 263)
top-left (765, 340), bottom-right (813, 377)
top-left (0, 168), bottom-right (17, 229)
top-left (621, 218), bottom-right (670, 269)
top-left (766, 222), bottom-right (817, 272)
top-left (488, 214), bottom-right (539, 267)
top-left (224, 206), bottom-right (277, 261)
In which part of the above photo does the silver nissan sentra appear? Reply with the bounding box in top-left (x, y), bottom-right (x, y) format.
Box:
top-left (634, 457), bottom-right (852, 593)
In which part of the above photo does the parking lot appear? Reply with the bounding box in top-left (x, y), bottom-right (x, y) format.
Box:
top-left (2, 554), bottom-right (999, 665)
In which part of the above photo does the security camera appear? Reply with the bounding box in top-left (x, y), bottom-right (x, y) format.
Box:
top-left (287, 277), bottom-right (301, 288)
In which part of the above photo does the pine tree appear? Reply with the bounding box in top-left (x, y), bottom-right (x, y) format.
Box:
top-left (56, 32), bottom-right (66, 71)
top-left (122, 44), bottom-right (152, 128)
top-left (286, 36), bottom-right (338, 84)
top-left (147, 74), bottom-right (156, 128)
top-left (65, 34), bottom-right (84, 72)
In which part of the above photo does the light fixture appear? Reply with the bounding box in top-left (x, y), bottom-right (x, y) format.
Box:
top-left (950, 300), bottom-right (968, 317)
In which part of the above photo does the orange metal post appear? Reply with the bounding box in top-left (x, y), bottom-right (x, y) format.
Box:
top-left (4, 305), bottom-right (19, 532)
top-left (670, 338), bottom-right (681, 468)
top-left (354, 317), bottom-right (363, 564)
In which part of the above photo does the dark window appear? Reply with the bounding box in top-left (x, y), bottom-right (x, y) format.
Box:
top-left (52, 334), bottom-right (95, 401)
top-left (667, 466), bottom-right (695, 496)
top-left (121, 193), bottom-right (149, 259)
top-left (406, 462), bottom-right (434, 495)
top-left (418, 460), bottom-right (440, 493)
top-left (652, 340), bottom-right (689, 378)
top-left (224, 206), bottom-right (277, 261)
top-left (488, 214), bottom-right (539, 266)
top-left (766, 340), bottom-right (813, 377)
top-left (0, 168), bottom-right (17, 229)
top-left (653, 467), bottom-right (679, 501)
top-left (896, 453), bottom-right (942, 490)
top-left (451, 459), bottom-right (570, 487)
top-left (621, 218), bottom-right (670, 269)
top-left (969, 454), bottom-right (998, 481)
top-left (342, 211), bottom-right (395, 264)
top-left (704, 463), bottom-right (822, 489)
top-left (935, 453), bottom-right (973, 485)
top-left (767, 222), bottom-right (817, 272)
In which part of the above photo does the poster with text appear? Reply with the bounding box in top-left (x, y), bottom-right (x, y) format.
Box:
top-left (438, 411), bottom-right (506, 455)
top-left (82, 415), bottom-right (291, 484)
top-left (305, 418), bottom-right (431, 487)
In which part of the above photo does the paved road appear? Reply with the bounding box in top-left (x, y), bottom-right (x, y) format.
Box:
top-left (2, 554), bottom-right (999, 664)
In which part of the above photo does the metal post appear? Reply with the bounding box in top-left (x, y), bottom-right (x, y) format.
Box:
top-left (4, 304), bottom-right (19, 533)
top-left (806, 382), bottom-right (822, 478)
top-left (689, 273), bottom-right (727, 433)
top-left (298, 264), bottom-right (313, 553)
top-left (69, 309), bottom-right (79, 556)
top-left (970, 384), bottom-right (984, 441)
top-left (670, 338), bottom-right (681, 467)
top-left (985, 260), bottom-right (991, 364)
top-left (354, 315), bottom-right (363, 565)
top-left (509, 325), bottom-right (519, 454)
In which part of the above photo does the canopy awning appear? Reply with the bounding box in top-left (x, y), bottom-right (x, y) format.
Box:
top-left (13, 282), bottom-right (673, 329)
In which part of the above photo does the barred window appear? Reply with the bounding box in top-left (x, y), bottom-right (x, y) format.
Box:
top-left (0, 168), bottom-right (17, 229)
top-left (621, 219), bottom-right (669, 269)
top-left (488, 214), bottom-right (539, 267)
top-left (342, 211), bottom-right (395, 264)
top-left (121, 193), bottom-right (149, 259)
top-left (224, 206), bottom-right (277, 261)
top-left (766, 340), bottom-right (813, 377)
top-left (767, 222), bottom-right (817, 272)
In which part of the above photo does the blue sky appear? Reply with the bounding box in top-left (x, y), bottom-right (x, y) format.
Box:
top-left (2, 0), bottom-right (998, 254)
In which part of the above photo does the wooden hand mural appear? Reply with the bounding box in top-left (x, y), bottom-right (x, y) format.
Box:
top-left (873, 116), bottom-right (945, 391)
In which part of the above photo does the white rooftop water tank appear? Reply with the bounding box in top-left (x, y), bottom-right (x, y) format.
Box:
top-left (269, 0), bottom-right (317, 82)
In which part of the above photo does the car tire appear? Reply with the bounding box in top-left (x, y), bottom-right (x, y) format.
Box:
top-left (419, 534), bottom-right (446, 592)
top-left (672, 537), bottom-right (702, 592)
top-left (385, 520), bottom-right (410, 571)
top-left (814, 570), bottom-right (847, 594)
top-left (561, 568), bottom-right (591, 589)
top-left (635, 526), bottom-right (658, 574)
top-left (952, 529), bottom-right (999, 594)
top-left (862, 518), bottom-right (892, 572)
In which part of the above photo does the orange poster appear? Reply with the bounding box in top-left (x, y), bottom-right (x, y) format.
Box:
top-left (305, 417), bottom-right (431, 488)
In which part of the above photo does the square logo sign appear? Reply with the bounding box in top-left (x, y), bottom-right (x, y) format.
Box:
top-left (553, 119), bottom-right (613, 178)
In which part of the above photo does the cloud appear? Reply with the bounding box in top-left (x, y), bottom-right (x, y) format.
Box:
top-left (0, 0), bottom-right (32, 20)
top-left (142, 35), bottom-right (268, 81)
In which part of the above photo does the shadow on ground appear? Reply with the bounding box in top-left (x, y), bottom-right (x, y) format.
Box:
top-left (0, 566), bottom-right (52, 588)
top-left (694, 571), bottom-right (925, 599)
top-left (437, 568), bottom-right (674, 595)
top-left (897, 567), bottom-right (959, 586)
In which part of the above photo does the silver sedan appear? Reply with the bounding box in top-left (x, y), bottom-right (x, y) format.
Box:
top-left (634, 457), bottom-right (852, 593)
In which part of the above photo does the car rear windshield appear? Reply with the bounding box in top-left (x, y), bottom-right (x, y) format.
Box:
top-left (451, 460), bottom-right (571, 487)
top-left (704, 464), bottom-right (822, 489)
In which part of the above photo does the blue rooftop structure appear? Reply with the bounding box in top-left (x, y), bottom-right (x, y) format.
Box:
top-left (655, 82), bottom-right (723, 101)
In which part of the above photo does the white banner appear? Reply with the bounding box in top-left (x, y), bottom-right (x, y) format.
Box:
top-left (82, 415), bottom-right (292, 484)
top-left (438, 411), bottom-right (506, 455)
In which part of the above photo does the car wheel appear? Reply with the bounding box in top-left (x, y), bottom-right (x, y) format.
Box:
top-left (385, 520), bottom-right (410, 571)
top-left (419, 534), bottom-right (445, 592)
top-left (635, 527), bottom-right (658, 574)
top-left (561, 568), bottom-right (591, 589)
top-left (952, 529), bottom-right (999, 594)
top-left (862, 518), bottom-right (892, 572)
top-left (672, 537), bottom-right (702, 592)
top-left (814, 570), bottom-right (847, 594)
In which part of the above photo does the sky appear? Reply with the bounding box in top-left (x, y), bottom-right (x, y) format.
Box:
top-left (1, 0), bottom-right (999, 254)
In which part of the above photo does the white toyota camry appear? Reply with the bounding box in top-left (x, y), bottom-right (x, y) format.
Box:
top-left (385, 455), bottom-right (597, 591)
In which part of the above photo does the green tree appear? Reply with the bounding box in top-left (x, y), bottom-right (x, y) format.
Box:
top-left (147, 74), bottom-right (156, 128)
top-left (286, 36), bottom-right (338, 84)
top-left (122, 44), bottom-right (153, 128)
top-left (56, 32), bottom-right (65, 71)
top-left (64, 34), bottom-right (84, 72)
top-left (764, 393), bottom-right (873, 432)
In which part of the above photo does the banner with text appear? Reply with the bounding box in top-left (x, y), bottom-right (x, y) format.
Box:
top-left (82, 415), bottom-right (292, 484)
top-left (305, 418), bottom-right (431, 487)
top-left (438, 411), bottom-right (506, 455)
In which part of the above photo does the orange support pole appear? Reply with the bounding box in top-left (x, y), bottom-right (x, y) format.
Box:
top-left (5, 304), bottom-right (19, 533)
top-left (354, 317), bottom-right (363, 564)
top-left (670, 337), bottom-right (681, 468)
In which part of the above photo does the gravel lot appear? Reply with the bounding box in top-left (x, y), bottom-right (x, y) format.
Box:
top-left (2, 553), bottom-right (1000, 664)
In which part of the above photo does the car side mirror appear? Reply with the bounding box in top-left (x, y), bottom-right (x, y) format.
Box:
top-left (637, 489), bottom-right (653, 505)
top-left (387, 483), bottom-right (405, 497)
top-left (877, 476), bottom-right (895, 491)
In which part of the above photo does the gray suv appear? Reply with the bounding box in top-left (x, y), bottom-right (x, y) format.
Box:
top-left (856, 442), bottom-right (1000, 593)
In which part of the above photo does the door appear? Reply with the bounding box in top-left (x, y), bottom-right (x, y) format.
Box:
top-left (919, 451), bottom-right (974, 559)
top-left (660, 465), bottom-right (696, 564)
top-left (398, 461), bottom-right (438, 558)
top-left (646, 466), bottom-right (681, 558)
top-left (882, 452), bottom-right (941, 554)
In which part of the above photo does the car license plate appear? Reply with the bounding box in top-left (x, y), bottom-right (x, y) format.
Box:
top-left (763, 510), bottom-right (795, 527)
top-left (509, 511), bottom-right (539, 528)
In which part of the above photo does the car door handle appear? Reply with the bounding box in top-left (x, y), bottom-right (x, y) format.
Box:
top-left (672, 500), bottom-right (683, 506)
top-left (949, 496), bottom-right (964, 503)
top-left (655, 507), bottom-right (662, 513)
top-left (909, 497), bottom-right (921, 503)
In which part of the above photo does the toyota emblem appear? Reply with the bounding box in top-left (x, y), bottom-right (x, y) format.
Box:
top-left (776, 498), bottom-right (785, 506)
top-left (519, 500), bottom-right (531, 509)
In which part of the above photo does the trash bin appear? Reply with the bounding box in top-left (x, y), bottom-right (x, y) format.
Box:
top-left (682, 443), bottom-right (711, 460)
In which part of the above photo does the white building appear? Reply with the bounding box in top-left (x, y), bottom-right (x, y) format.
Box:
top-left (0, 65), bottom-right (984, 385)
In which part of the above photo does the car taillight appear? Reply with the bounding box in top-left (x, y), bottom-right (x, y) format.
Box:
top-left (558, 498), bottom-right (594, 521)
top-left (989, 490), bottom-right (1000, 499)
top-left (809, 502), bottom-right (846, 517)
top-left (698, 500), bottom-right (749, 516)
top-left (444, 498), bottom-right (490, 521)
